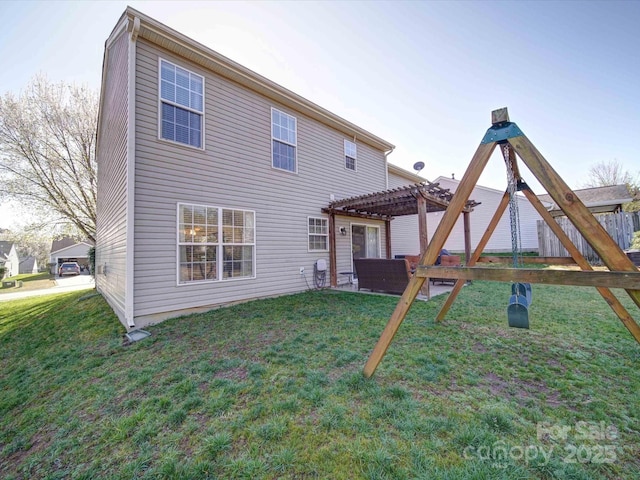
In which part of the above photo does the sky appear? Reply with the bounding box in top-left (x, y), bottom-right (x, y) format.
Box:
top-left (0, 0), bottom-right (639, 229)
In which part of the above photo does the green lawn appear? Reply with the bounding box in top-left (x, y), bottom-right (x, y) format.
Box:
top-left (0, 272), bottom-right (55, 292)
top-left (1, 283), bottom-right (639, 479)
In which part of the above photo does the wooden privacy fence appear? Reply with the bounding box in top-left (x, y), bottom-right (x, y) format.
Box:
top-left (537, 211), bottom-right (639, 264)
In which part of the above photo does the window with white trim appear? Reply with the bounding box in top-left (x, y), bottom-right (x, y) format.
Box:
top-left (178, 203), bottom-right (255, 284)
top-left (345, 139), bottom-right (357, 171)
top-left (308, 217), bottom-right (328, 251)
top-left (160, 59), bottom-right (204, 148)
top-left (272, 108), bottom-right (297, 172)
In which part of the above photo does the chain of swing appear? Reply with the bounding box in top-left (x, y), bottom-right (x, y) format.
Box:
top-left (505, 144), bottom-right (523, 268)
top-left (502, 144), bottom-right (531, 328)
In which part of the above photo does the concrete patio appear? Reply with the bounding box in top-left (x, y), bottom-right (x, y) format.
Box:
top-left (333, 278), bottom-right (459, 301)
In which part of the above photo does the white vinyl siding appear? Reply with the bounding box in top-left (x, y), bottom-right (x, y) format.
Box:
top-left (130, 40), bottom-right (389, 323)
top-left (387, 170), bottom-right (422, 257)
top-left (426, 177), bottom-right (541, 253)
top-left (387, 170), bottom-right (542, 256)
top-left (178, 203), bottom-right (255, 284)
top-left (344, 139), bottom-right (357, 171)
top-left (271, 108), bottom-right (297, 172)
top-left (159, 59), bottom-right (204, 148)
top-left (308, 217), bottom-right (328, 252)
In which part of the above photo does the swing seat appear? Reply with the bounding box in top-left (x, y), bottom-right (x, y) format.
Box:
top-left (507, 294), bottom-right (529, 329)
top-left (511, 282), bottom-right (532, 304)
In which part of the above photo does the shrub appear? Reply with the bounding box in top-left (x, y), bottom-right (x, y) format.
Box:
top-left (88, 246), bottom-right (96, 275)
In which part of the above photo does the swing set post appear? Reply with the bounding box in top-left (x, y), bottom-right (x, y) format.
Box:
top-left (363, 107), bottom-right (640, 377)
top-left (508, 135), bottom-right (640, 310)
top-left (520, 186), bottom-right (640, 343)
top-left (362, 141), bottom-right (497, 378)
top-left (435, 191), bottom-right (511, 321)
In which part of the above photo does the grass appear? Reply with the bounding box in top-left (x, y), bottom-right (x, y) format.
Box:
top-left (0, 272), bottom-right (55, 293)
top-left (1, 282), bottom-right (639, 479)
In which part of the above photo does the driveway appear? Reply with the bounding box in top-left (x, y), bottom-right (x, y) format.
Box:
top-left (0, 273), bottom-right (95, 302)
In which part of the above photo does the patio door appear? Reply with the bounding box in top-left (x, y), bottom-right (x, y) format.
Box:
top-left (351, 225), bottom-right (380, 260)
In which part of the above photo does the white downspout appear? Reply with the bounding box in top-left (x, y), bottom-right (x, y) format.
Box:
top-left (384, 146), bottom-right (395, 189)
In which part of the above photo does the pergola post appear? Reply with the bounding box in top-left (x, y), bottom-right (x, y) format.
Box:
top-left (463, 211), bottom-right (471, 265)
top-left (385, 219), bottom-right (392, 259)
top-left (417, 195), bottom-right (430, 298)
top-left (328, 212), bottom-right (337, 287)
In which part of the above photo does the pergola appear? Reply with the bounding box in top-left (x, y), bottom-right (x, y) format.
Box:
top-left (322, 180), bottom-right (480, 288)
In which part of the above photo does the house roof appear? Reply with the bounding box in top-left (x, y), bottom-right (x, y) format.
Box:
top-left (537, 184), bottom-right (632, 210)
top-left (324, 181), bottom-right (479, 219)
top-left (102, 8), bottom-right (395, 153)
top-left (50, 237), bottom-right (94, 255)
top-left (0, 241), bottom-right (15, 258)
top-left (19, 256), bottom-right (37, 270)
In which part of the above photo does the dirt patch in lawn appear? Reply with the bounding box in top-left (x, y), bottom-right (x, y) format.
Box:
top-left (482, 372), bottom-right (565, 408)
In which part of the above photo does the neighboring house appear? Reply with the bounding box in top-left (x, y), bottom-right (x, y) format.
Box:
top-left (96, 8), bottom-right (396, 329)
top-left (19, 256), bottom-right (39, 274)
top-left (387, 167), bottom-right (544, 255)
top-left (0, 241), bottom-right (20, 278)
top-left (50, 237), bottom-right (94, 273)
top-left (427, 176), bottom-right (544, 253)
top-left (538, 184), bottom-right (633, 217)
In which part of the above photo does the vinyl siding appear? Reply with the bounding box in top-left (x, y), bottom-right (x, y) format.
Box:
top-left (426, 177), bottom-right (542, 253)
top-left (96, 29), bottom-right (129, 322)
top-left (387, 173), bottom-right (542, 256)
top-left (131, 40), bottom-right (388, 324)
top-left (387, 170), bottom-right (423, 257)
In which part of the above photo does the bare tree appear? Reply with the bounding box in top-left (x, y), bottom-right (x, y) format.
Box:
top-left (0, 76), bottom-right (97, 242)
top-left (0, 225), bottom-right (53, 270)
top-left (582, 160), bottom-right (640, 212)
top-left (582, 159), bottom-right (639, 190)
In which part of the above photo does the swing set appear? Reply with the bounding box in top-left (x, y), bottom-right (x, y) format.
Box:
top-left (363, 108), bottom-right (640, 378)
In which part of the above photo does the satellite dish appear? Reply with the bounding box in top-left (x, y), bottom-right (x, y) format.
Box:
top-left (413, 161), bottom-right (425, 172)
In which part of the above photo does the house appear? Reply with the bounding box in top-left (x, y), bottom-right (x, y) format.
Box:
top-left (97, 8), bottom-right (406, 329)
top-left (387, 168), bottom-right (544, 256)
top-left (0, 241), bottom-right (20, 278)
top-left (538, 184), bottom-right (633, 217)
top-left (19, 256), bottom-right (39, 274)
top-left (49, 237), bottom-right (93, 274)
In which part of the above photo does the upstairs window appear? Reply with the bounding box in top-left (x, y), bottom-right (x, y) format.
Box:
top-left (272, 108), bottom-right (297, 172)
top-left (160, 59), bottom-right (204, 148)
top-left (345, 139), bottom-right (357, 171)
top-left (308, 217), bottom-right (328, 251)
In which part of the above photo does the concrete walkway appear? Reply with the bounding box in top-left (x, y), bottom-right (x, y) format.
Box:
top-left (0, 274), bottom-right (95, 302)
top-left (334, 279), bottom-right (457, 300)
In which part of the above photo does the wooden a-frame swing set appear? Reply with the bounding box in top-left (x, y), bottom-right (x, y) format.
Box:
top-left (363, 107), bottom-right (640, 378)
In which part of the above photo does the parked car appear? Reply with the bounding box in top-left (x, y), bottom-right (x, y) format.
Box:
top-left (59, 262), bottom-right (81, 276)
